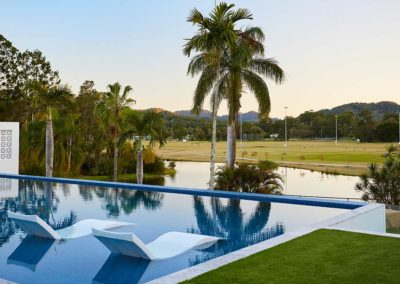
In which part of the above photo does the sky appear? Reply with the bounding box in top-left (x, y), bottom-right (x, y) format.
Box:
top-left (1, 0), bottom-right (399, 118)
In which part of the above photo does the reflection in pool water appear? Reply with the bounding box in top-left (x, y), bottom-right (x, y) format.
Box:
top-left (165, 162), bottom-right (362, 199)
top-left (7, 235), bottom-right (57, 271)
top-left (0, 179), bottom-right (348, 283)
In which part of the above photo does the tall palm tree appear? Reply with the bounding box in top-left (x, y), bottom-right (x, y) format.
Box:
top-left (218, 39), bottom-right (285, 167)
top-left (98, 83), bottom-right (134, 181)
top-left (122, 110), bottom-right (166, 184)
top-left (25, 81), bottom-right (73, 177)
top-left (184, 2), bottom-right (253, 189)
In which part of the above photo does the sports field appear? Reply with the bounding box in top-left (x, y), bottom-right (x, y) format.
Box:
top-left (154, 140), bottom-right (393, 176)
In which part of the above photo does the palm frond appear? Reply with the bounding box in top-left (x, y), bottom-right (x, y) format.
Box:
top-left (241, 70), bottom-right (270, 118)
top-left (231, 8), bottom-right (253, 23)
top-left (250, 58), bottom-right (285, 84)
top-left (187, 53), bottom-right (207, 76)
top-left (187, 8), bottom-right (204, 24)
top-left (192, 67), bottom-right (217, 115)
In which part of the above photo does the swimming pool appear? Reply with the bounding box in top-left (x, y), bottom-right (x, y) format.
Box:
top-left (0, 177), bottom-right (360, 284)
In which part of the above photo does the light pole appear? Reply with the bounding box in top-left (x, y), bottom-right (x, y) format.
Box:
top-left (398, 108), bottom-right (400, 145)
top-left (240, 112), bottom-right (243, 150)
top-left (284, 107), bottom-right (288, 148)
top-left (335, 115), bottom-right (338, 144)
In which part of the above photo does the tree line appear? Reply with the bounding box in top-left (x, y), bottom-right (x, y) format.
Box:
top-left (0, 35), bottom-right (166, 182)
top-left (163, 108), bottom-right (399, 143)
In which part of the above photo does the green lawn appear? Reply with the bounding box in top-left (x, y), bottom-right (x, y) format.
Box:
top-left (184, 229), bottom-right (400, 284)
top-left (154, 140), bottom-right (391, 175)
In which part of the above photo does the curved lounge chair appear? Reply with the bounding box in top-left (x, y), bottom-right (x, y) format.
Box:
top-left (8, 211), bottom-right (132, 240)
top-left (93, 229), bottom-right (219, 260)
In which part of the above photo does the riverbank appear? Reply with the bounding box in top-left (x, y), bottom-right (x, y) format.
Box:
top-left (154, 140), bottom-right (390, 176)
top-left (79, 173), bottom-right (170, 185)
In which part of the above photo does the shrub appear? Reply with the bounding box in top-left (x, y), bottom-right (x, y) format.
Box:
top-left (215, 160), bottom-right (283, 194)
top-left (355, 145), bottom-right (400, 205)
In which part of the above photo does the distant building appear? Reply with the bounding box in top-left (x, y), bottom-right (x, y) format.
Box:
top-left (0, 122), bottom-right (19, 174)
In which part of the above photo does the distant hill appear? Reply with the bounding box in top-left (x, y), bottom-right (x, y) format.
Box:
top-left (143, 101), bottom-right (399, 121)
top-left (174, 109), bottom-right (266, 121)
top-left (145, 107), bottom-right (170, 113)
top-left (319, 101), bottom-right (399, 120)
top-left (219, 111), bottom-right (260, 122)
top-left (174, 109), bottom-right (212, 119)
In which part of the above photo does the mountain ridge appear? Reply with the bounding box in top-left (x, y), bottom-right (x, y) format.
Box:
top-left (141, 101), bottom-right (399, 121)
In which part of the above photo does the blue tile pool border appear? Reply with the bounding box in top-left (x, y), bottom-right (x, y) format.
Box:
top-left (0, 173), bottom-right (365, 210)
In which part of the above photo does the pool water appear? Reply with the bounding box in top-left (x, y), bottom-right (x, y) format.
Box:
top-left (0, 178), bottom-right (348, 283)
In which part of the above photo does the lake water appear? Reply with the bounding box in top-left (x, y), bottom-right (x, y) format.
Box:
top-left (164, 162), bottom-right (363, 200)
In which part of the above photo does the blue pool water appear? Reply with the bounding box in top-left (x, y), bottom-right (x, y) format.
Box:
top-left (0, 178), bottom-right (349, 283)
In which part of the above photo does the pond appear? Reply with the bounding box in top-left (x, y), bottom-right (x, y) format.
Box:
top-left (164, 162), bottom-right (363, 200)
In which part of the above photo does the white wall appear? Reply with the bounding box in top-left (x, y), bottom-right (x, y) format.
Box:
top-left (0, 122), bottom-right (19, 174)
top-left (327, 203), bottom-right (386, 233)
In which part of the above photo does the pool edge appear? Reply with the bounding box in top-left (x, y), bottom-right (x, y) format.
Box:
top-left (0, 173), bottom-right (365, 210)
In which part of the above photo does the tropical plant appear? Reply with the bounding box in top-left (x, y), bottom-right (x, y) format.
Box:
top-left (76, 81), bottom-right (108, 175)
top-left (53, 112), bottom-right (85, 176)
top-left (97, 82), bottom-right (134, 181)
top-left (215, 160), bottom-right (283, 194)
top-left (356, 145), bottom-right (400, 205)
top-left (122, 110), bottom-right (166, 184)
top-left (185, 2), bottom-right (252, 188)
top-left (384, 144), bottom-right (400, 159)
top-left (25, 81), bottom-right (73, 177)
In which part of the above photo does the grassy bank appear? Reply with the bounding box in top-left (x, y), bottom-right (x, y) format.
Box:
top-left (184, 229), bottom-right (400, 284)
top-left (78, 173), bottom-right (165, 185)
top-left (154, 140), bottom-right (391, 176)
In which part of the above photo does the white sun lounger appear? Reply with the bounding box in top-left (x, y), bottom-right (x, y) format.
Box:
top-left (8, 211), bottom-right (132, 240)
top-left (93, 229), bottom-right (219, 260)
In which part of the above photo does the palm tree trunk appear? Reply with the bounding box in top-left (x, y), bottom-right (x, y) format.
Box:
top-left (136, 149), bottom-right (143, 184)
top-left (227, 120), bottom-right (236, 168)
top-left (209, 96), bottom-right (218, 190)
top-left (67, 137), bottom-right (72, 173)
top-left (45, 119), bottom-right (54, 177)
top-left (113, 143), bottom-right (118, 182)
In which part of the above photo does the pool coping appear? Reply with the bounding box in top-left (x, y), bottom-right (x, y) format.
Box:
top-left (0, 173), bottom-right (365, 209)
top-left (0, 280), bottom-right (16, 284)
top-left (146, 203), bottom-right (386, 284)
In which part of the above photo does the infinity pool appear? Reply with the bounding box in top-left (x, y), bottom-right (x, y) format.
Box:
top-left (0, 178), bottom-right (350, 283)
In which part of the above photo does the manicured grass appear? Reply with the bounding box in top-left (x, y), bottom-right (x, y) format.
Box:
top-left (184, 229), bottom-right (400, 284)
top-left (154, 140), bottom-right (391, 175)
